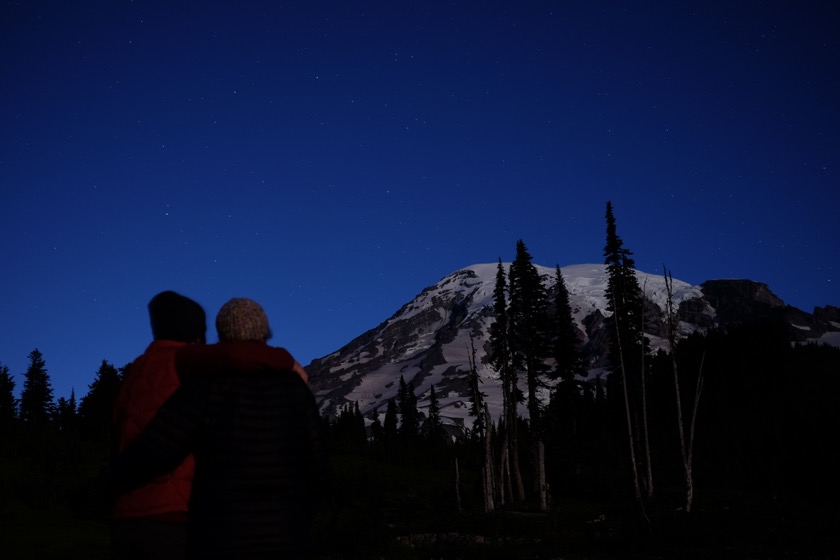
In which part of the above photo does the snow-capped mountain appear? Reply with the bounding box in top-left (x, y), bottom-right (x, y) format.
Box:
top-left (307, 263), bottom-right (840, 432)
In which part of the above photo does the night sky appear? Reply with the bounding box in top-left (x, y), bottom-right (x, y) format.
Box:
top-left (2, 1), bottom-right (838, 400)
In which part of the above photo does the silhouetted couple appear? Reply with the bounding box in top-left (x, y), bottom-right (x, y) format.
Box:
top-left (111, 291), bottom-right (326, 559)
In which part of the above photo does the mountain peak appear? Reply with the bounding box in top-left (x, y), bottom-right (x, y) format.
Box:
top-left (308, 263), bottom-right (838, 432)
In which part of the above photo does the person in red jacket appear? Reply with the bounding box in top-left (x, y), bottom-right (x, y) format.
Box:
top-left (111, 290), bottom-right (207, 560)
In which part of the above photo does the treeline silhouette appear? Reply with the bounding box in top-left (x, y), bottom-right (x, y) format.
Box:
top-left (1, 319), bottom-right (838, 557)
top-left (0, 354), bottom-right (121, 520)
top-left (317, 319), bottom-right (840, 557)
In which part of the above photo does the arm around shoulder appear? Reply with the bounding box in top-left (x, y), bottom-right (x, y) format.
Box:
top-left (110, 378), bottom-right (207, 495)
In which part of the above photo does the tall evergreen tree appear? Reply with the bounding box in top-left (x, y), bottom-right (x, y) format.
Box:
top-left (467, 334), bottom-right (486, 441)
top-left (604, 201), bottom-right (646, 360)
top-left (603, 200), bottom-right (653, 500)
top-left (546, 265), bottom-right (587, 439)
top-left (489, 258), bottom-right (513, 395)
top-left (551, 265), bottom-right (585, 384)
top-left (0, 363), bottom-right (16, 430)
top-left (488, 257), bottom-right (525, 502)
top-left (508, 240), bottom-right (552, 509)
top-left (77, 360), bottom-right (122, 441)
top-left (508, 240), bottom-right (551, 432)
top-left (19, 349), bottom-right (55, 427)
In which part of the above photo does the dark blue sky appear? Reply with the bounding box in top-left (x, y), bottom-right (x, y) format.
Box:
top-left (2, 1), bottom-right (838, 400)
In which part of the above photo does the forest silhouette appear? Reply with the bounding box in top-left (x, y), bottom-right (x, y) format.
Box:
top-left (3, 309), bottom-right (838, 559)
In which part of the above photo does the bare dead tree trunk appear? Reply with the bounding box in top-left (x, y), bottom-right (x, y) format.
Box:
top-left (483, 404), bottom-right (496, 513)
top-left (664, 268), bottom-right (705, 513)
top-left (508, 430), bottom-right (525, 502)
top-left (664, 270), bottom-right (689, 507)
top-left (640, 279), bottom-right (653, 499)
top-left (454, 457), bottom-right (463, 513)
top-left (611, 299), bottom-right (643, 501)
top-left (498, 351), bottom-right (524, 504)
top-left (507, 381), bottom-right (526, 503)
top-left (499, 433), bottom-right (510, 506)
top-left (526, 354), bottom-right (545, 509)
top-left (685, 352), bottom-right (705, 512)
top-left (538, 440), bottom-right (548, 512)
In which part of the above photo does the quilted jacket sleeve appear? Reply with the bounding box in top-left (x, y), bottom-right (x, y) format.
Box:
top-left (111, 377), bottom-right (207, 495)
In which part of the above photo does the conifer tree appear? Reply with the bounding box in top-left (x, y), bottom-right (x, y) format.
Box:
top-left (604, 202), bottom-right (646, 359)
top-left (551, 265), bottom-right (585, 384)
top-left (77, 360), bottom-right (122, 441)
top-left (489, 259), bottom-right (518, 412)
top-left (489, 260), bottom-right (510, 370)
top-left (603, 201), bottom-right (653, 500)
top-left (467, 334), bottom-right (486, 440)
top-left (54, 389), bottom-right (78, 434)
top-left (425, 385), bottom-right (444, 442)
top-left (397, 375), bottom-right (419, 439)
top-left (19, 349), bottom-right (55, 427)
top-left (488, 257), bottom-right (525, 502)
top-left (508, 240), bottom-right (551, 431)
top-left (508, 240), bottom-right (551, 509)
top-left (0, 363), bottom-right (16, 431)
top-left (546, 265), bottom-right (586, 440)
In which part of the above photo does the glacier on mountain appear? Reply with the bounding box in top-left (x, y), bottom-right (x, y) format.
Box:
top-left (307, 262), bottom-right (837, 434)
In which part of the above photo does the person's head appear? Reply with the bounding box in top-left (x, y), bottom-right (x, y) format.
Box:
top-left (148, 291), bottom-right (207, 344)
top-left (215, 297), bottom-right (272, 343)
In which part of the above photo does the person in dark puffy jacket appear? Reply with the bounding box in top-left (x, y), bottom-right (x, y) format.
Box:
top-left (112, 298), bottom-right (327, 559)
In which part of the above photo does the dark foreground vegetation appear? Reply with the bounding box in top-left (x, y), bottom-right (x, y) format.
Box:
top-left (1, 319), bottom-right (838, 559)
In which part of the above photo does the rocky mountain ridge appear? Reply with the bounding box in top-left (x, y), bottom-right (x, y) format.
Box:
top-left (307, 263), bottom-right (840, 432)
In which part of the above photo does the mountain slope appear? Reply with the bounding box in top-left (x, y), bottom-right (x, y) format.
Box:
top-left (307, 263), bottom-right (839, 432)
